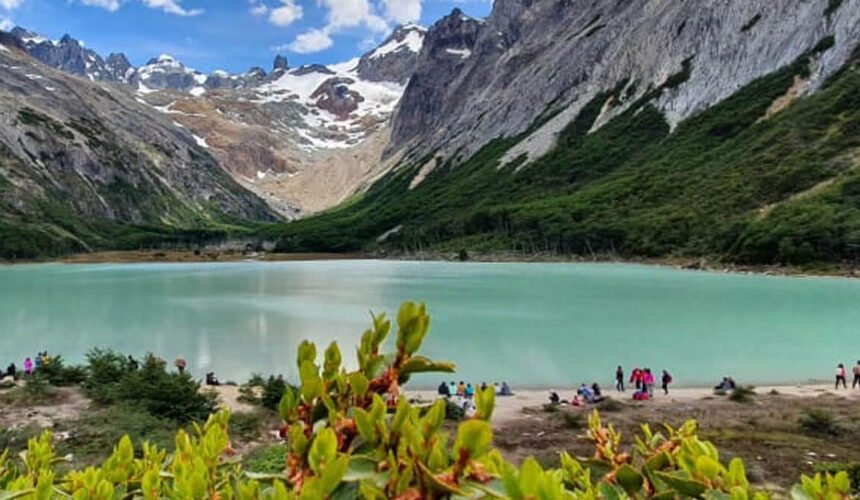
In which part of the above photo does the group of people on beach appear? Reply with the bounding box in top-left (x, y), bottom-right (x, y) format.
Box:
top-left (1, 351), bottom-right (53, 381)
top-left (437, 381), bottom-right (514, 410)
top-left (834, 361), bottom-right (860, 389)
top-left (543, 366), bottom-right (674, 407)
top-left (616, 366), bottom-right (673, 399)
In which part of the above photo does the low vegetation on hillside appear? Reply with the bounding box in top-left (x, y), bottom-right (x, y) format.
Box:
top-left (0, 302), bottom-right (857, 498)
top-left (270, 43), bottom-right (860, 268)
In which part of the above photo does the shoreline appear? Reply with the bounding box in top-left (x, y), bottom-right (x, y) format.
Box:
top-left (1, 249), bottom-right (857, 279)
top-left (402, 382), bottom-right (860, 425)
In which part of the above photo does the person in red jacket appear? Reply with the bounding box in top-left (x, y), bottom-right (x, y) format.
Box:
top-left (629, 367), bottom-right (644, 391)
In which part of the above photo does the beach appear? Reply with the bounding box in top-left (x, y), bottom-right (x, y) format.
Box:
top-left (404, 383), bottom-right (860, 425)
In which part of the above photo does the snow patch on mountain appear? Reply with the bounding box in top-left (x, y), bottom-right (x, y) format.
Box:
top-left (368, 27), bottom-right (424, 59)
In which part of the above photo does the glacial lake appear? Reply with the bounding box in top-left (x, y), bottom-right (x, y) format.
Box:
top-left (1, 260), bottom-right (858, 388)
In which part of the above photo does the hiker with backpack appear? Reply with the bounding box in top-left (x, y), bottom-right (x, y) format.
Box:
top-left (661, 369), bottom-right (673, 395)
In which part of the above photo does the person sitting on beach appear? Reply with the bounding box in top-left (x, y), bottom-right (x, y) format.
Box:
top-left (591, 382), bottom-right (602, 398)
top-left (127, 355), bottom-right (139, 371)
top-left (480, 382), bottom-right (488, 392)
top-left (500, 381), bottom-right (514, 396)
top-left (205, 372), bottom-right (221, 386)
top-left (34, 354), bottom-right (42, 371)
top-left (5, 363), bottom-right (16, 379)
top-left (457, 381), bottom-right (466, 397)
top-left (448, 381), bottom-right (457, 398)
top-left (175, 357), bottom-right (187, 374)
top-left (465, 383), bottom-right (475, 399)
top-left (715, 377), bottom-right (737, 391)
top-left (23, 357), bottom-right (33, 376)
top-left (578, 384), bottom-right (595, 403)
top-left (438, 381), bottom-right (450, 397)
top-left (494, 382), bottom-right (501, 395)
top-left (548, 390), bottom-right (561, 405)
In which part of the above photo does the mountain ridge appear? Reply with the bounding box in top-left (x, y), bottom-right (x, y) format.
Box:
top-left (2, 0), bottom-right (860, 266)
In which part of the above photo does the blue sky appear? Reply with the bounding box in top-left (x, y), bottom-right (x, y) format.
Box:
top-left (0, 0), bottom-right (492, 73)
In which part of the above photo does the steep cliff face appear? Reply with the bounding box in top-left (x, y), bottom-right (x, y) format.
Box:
top-left (389, 0), bottom-right (860, 166)
top-left (0, 41), bottom-right (276, 258)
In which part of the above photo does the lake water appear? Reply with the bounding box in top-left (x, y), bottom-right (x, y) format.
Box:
top-left (1, 260), bottom-right (858, 388)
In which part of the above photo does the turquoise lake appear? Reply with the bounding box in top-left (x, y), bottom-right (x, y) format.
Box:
top-left (1, 260), bottom-right (858, 388)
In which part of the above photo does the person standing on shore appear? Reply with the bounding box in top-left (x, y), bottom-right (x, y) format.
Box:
top-left (615, 366), bottom-right (625, 392)
top-left (630, 367), bottom-right (643, 391)
top-left (643, 368), bottom-right (655, 396)
top-left (23, 357), bottom-right (33, 376)
top-left (853, 361), bottom-right (860, 389)
top-left (836, 363), bottom-right (848, 389)
top-left (661, 369), bottom-right (673, 395)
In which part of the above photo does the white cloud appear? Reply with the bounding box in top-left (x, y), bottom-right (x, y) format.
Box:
top-left (278, 0), bottom-right (392, 54)
top-left (269, 0), bottom-right (302, 26)
top-left (0, 0), bottom-right (23, 10)
top-left (80, 0), bottom-right (121, 12)
top-left (381, 0), bottom-right (421, 23)
top-left (0, 17), bottom-right (13, 30)
top-left (250, 3), bottom-right (267, 16)
top-left (141, 0), bottom-right (203, 16)
top-left (287, 28), bottom-right (333, 53)
top-left (320, 0), bottom-right (388, 32)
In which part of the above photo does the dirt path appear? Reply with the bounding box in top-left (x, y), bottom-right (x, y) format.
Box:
top-left (0, 386), bottom-right (91, 430)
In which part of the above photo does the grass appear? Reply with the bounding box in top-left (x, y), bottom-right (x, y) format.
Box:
top-left (55, 407), bottom-right (178, 467)
top-left (264, 43), bottom-right (860, 267)
top-left (245, 444), bottom-right (289, 474)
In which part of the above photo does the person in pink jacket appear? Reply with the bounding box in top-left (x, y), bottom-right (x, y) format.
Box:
top-left (23, 357), bottom-right (33, 375)
top-left (643, 368), bottom-right (656, 396)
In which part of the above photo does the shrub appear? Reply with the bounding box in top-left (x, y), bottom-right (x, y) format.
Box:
top-left (596, 397), bottom-right (625, 412)
top-left (559, 409), bottom-right (584, 429)
top-left (260, 375), bottom-right (288, 410)
top-left (35, 355), bottom-right (87, 387)
top-left (111, 355), bottom-right (218, 423)
top-left (799, 408), bottom-right (841, 436)
top-left (229, 411), bottom-right (266, 442)
top-left (729, 385), bottom-right (756, 403)
top-left (83, 348), bottom-right (134, 404)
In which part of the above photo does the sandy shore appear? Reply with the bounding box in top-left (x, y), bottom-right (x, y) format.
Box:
top-left (403, 383), bottom-right (860, 425)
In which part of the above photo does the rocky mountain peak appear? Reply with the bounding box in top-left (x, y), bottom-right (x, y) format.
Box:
top-left (273, 54), bottom-right (289, 71)
top-left (356, 23), bottom-right (426, 84)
